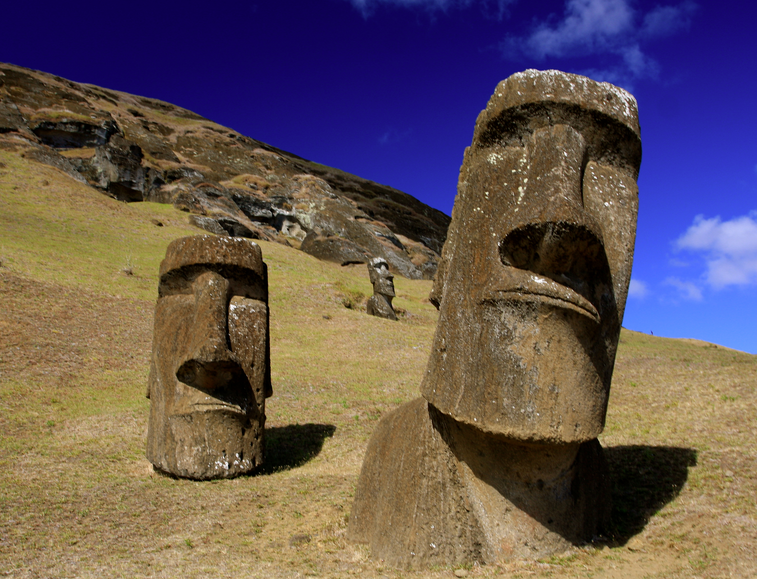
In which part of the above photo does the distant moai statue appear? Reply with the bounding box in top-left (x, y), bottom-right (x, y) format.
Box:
top-left (348, 70), bottom-right (641, 567)
top-left (146, 235), bottom-right (272, 480)
top-left (366, 257), bottom-right (397, 321)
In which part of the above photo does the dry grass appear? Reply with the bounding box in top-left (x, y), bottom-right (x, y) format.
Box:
top-left (1, 139), bottom-right (756, 578)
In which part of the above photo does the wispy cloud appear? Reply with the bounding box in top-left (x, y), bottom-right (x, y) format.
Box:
top-left (345, 0), bottom-right (697, 88)
top-left (346, 0), bottom-right (513, 18)
top-left (378, 127), bottom-right (412, 145)
top-left (521, 0), bottom-right (634, 59)
top-left (628, 278), bottom-right (649, 299)
top-left (641, 2), bottom-right (697, 38)
top-left (664, 277), bottom-right (703, 302)
top-left (675, 211), bottom-right (757, 289)
top-left (503, 0), bottom-right (697, 89)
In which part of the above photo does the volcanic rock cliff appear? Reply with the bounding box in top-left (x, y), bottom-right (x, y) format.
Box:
top-left (0, 63), bottom-right (450, 279)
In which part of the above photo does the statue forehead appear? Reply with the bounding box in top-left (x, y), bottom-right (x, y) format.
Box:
top-left (159, 235), bottom-right (265, 278)
top-left (476, 69), bottom-right (640, 140)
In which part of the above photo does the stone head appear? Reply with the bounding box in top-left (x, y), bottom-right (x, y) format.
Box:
top-left (422, 70), bottom-right (641, 443)
top-left (146, 235), bottom-right (271, 479)
top-left (368, 257), bottom-right (396, 298)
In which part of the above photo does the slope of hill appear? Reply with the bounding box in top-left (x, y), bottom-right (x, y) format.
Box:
top-left (2, 79), bottom-right (757, 579)
top-left (0, 62), bottom-right (450, 280)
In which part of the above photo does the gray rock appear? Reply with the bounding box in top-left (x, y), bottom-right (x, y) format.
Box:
top-left (188, 215), bottom-right (227, 236)
top-left (0, 98), bottom-right (32, 136)
top-left (84, 135), bottom-right (147, 201)
top-left (300, 231), bottom-right (371, 266)
top-left (31, 118), bottom-right (119, 149)
top-left (19, 143), bottom-right (88, 184)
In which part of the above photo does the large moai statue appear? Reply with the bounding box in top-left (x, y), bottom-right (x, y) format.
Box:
top-left (348, 70), bottom-right (641, 568)
top-left (366, 257), bottom-right (397, 321)
top-left (146, 235), bottom-right (272, 480)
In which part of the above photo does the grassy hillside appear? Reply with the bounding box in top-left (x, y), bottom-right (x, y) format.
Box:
top-left (1, 139), bottom-right (756, 578)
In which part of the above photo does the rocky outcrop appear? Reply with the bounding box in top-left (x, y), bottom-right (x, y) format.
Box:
top-left (31, 118), bottom-right (119, 148)
top-left (0, 62), bottom-right (449, 278)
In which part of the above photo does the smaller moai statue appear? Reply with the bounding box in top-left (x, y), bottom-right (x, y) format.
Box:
top-left (146, 235), bottom-right (271, 480)
top-left (366, 257), bottom-right (397, 321)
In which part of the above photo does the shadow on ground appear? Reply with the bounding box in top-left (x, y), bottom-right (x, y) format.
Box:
top-left (605, 445), bottom-right (697, 543)
top-left (261, 423), bottom-right (337, 474)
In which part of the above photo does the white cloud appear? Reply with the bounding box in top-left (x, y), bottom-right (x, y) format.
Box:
top-left (346, 0), bottom-right (697, 87)
top-left (346, 0), bottom-right (512, 18)
top-left (628, 278), bottom-right (649, 299)
top-left (378, 127), bottom-right (412, 145)
top-left (503, 0), bottom-right (696, 88)
top-left (664, 277), bottom-right (703, 301)
top-left (675, 211), bottom-right (757, 289)
top-left (641, 2), bottom-right (697, 38)
top-left (523, 0), bottom-right (634, 59)
top-left (621, 44), bottom-right (659, 78)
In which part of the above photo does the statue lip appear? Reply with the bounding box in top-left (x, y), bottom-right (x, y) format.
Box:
top-left (190, 401), bottom-right (248, 415)
top-left (482, 271), bottom-right (599, 323)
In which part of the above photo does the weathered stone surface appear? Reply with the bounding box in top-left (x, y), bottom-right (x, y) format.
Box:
top-left (84, 135), bottom-right (149, 201)
top-left (300, 232), bottom-right (371, 265)
top-left (349, 70), bottom-right (641, 567)
top-left (146, 235), bottom-right (271, 480)
top-left (366, 257), bottom-right (397, 321)
top-left (424, 69), bottom-right (640, 441)
top-left (0, 98), bottom-right (32, 136)
top-left (349, 399), bottom-right (610, 567)
top-left (0, 61), bottom-right (450, 279)
top-left (19, 142), bottom-right (89, 185)
top-left (189, 214), bottom-right (261, 239)
top-left (119, 115), bottom-right (180, 162)
top-left (188, 215), bottom-right (227, 236)
top-left (31, 117), bottom-right (119, 149)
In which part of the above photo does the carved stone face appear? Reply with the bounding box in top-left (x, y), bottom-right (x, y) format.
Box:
top-left (422, 70), bottom-right (641, 443)
top-left (146, 236), bottom-right (271, 479)
top-left (369, 258), bottom-right (396, 298)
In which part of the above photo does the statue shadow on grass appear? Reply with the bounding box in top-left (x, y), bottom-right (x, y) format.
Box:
top-left (259, 423), bottom-right (337, 475)
top-left (604, 445), bottom-right (698, 544)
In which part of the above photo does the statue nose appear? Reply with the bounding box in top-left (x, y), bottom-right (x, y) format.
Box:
top-left (498, 124), bottom-right (611, 305)
top-left (176, 271), bottom-right (242, 390)
top-left (522, 123), bottom-right (590, 226)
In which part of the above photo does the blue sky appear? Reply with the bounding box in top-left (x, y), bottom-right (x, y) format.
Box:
top-left (3, 0), bottom-right (757, 352)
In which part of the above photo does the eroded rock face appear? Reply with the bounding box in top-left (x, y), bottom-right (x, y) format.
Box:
top-left (0, 62), bottom-right (450, 279)
top-left (85, 135), bottom-right (150, 201)
top-left (31, 118), bottom-right (119, 149)
top-left (348, 70), bottom-right (641, 568)
top-left (366, 257), bottom-right (397, 321)
top-left (146, 235), bottom-right (272, 480)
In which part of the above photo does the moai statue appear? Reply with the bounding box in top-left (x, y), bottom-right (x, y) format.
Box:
top-left (366, 257), bottom-right (397, 321)
top-left (348, 70), bottom-right (641, 568)
top-left (146, 235), bottom-right (272, 480)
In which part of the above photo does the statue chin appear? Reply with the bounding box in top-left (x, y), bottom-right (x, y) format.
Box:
top-left (423, 296), bottom-right (610, 443)
top-left (157, 409), bottom-right (264, 480)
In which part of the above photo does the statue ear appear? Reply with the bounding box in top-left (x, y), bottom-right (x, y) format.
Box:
top-left (428, 256), bottom-right (446, 310)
